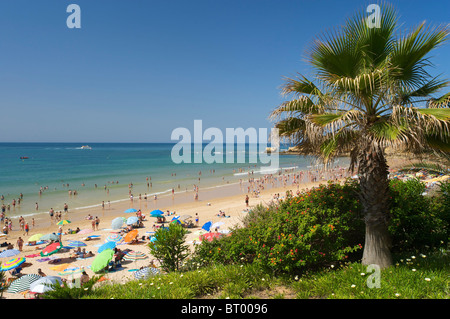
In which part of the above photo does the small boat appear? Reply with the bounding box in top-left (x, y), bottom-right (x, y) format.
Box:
top-left (80, 145), bottom-right (92, 150)
top-left (20, 156), bottom-right (29, 159)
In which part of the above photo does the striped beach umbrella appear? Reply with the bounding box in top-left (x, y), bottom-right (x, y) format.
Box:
top-left (57, 220), bottom-right (71, 226)
top-left (0, 249), bottom-right (21, 258)
top-left (6, 274), bottom-right (42, 293)
top-left (1, 257), bottom-right (26, 271)
top-left (67, 241), bottom-right (86, 248)
top-left (123, 251), bottom-right (148, 262)
top-left (134, 267), bottom-right (160, 279)
top-left (105, 234), bottom-right (122, 243)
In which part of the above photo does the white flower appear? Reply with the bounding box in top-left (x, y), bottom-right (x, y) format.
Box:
top-left (360, 273), bottom-right (365, 276)
top-left (395, 293), bottom-right (401, 297)
top-left (330, 264), bottom-right (335, 268)
top-left (411, 256), bottom-right (416, 259)
top-left (425, 278), bottom-right (431, 282)
top-left (294, 275), bottom-right (298, 281)
top-left (169, 282), bottom-right (173, 285)
top-left (412, 269), bottom-right (416, 272)
top-left (351, 284), bottom-right (356, 288)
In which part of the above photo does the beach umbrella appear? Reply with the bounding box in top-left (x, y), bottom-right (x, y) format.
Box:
top-left (6, 274), bottom-right (42, 293)
top-left (170, 219), bottom-right (185, 225)
top-left (91, 249), bottom-right (114, 273)
top-left (40, 242), bottom-right (62, 257)
top-left (201, 221), bottom-right (212, 232)
top-left (149, 209), bottom-right (164, 217)
top-left (111, 217), bottom-right (124, 229)
top-left (124, 208), bottom-right (138, 213)
top-left (134, 267), bottom-right (160, 280)
top-left (0, 249), bottom-right (21, 258)
top-left (105, 234), bottom-right (122, 244)
top-left (67, 241), bottom-right (87, 248)
top-left (77, 228), bottom-right (94, 235)
top-left (28, 234), bottom-right (43, 242)
top-left (126, 216), bottom-right (139, 225)
top-left (123, 251), bottom-right (148, 262)
top-left (29, 276), bottom-right (63, 294)
top-left (40, 233), bottom-right (59, 241)
top-left (1, 257), bottom-right (26, 271)
top-left (98, 241), bottom-right (116, 253)
top-left (123, 229), bottom-right (139, 243)
top-left (199, 232), bottom-right (222, 242)
top-left (57, 220), bottom-right (71, 226)
top-left (58, 266), bottom-right (84, 276)
top-left (179, 214), bottom-right (192, 221)
top-left (211, 221), bottom-right (224, 229)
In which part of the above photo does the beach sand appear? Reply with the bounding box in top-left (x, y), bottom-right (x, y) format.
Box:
top-left (1, 173), bottom-right (328, 299)
top-left (1, 156), bottom-right (433, 299)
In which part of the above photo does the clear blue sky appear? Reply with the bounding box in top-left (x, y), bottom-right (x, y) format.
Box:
top-left (0, 0), bottom-right (449, 143)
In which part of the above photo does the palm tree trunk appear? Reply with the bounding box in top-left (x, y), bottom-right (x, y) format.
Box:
top-left (357, 144), bottom-right (393, 269)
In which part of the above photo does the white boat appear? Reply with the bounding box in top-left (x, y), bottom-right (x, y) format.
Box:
top-left (80, 145), bottom-right (92, 150)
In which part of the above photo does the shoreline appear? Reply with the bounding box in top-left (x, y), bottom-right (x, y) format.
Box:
top-left (1, 156), bottom-right (441, 299)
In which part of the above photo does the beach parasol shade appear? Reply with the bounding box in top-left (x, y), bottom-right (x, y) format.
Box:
top-left (40, 233), bottom-right (60, 241)
top-left (57, 220), bottom-right (71, 225)
top-left (123, 229), bottom-right (139, 243)
top-left (124, 208), bottom-right (138, 213)
top-left (1, 257), bottom-right (26, 271)
top-left (179, 214), bottom-right (192, 221)
top-left (201, 221), bottom-right (212, 232)
top-left (123, 250), bottom-right (148, 262)
top-left (28, 234), bottom-right (44, 242)
top-left (40, 242), bottom-right (62, 257)
top-left (126, 216), bottom-right (139, 225)
top-left (6, 274), bottom-right (42, 293)
top-left (111, 217), bottom-right (124, 230)
top-left (98, 241), bottom-right (116, 253)
top-left (0, 249), bottom-right (21, 258)
top-left (199, 232), bottom-right (222, 242)
top-left (67, 241), bottom-right (87, 248)
top-left (91, 249), bottom-right (114, 273)
top-left (77, 228), bottom-right (94, 235)
top-left (105, 234), bottom-right (122, 243)
top-left (134, 267), bottom-right (160, 279)
top-left (29, 276), bottom-right (62, 294)
top-left (58, 267), bottom-right (84, 276)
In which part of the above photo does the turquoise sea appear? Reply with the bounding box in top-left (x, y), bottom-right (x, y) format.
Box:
top-left (0, 143), bottom-right (346, 220)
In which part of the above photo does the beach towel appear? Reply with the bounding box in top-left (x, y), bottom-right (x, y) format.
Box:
top-left (25, 254), bottom-right (41, 258)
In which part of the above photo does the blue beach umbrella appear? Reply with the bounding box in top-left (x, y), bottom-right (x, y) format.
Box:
top-left (98, 241), bottom-right (116, 253)
top-left (124, 208), bottom-right (138, 214)
top-left (149, 209), bottom-right (164, 217)
top-left (0, 249), bottom-right (21, 258)
top-left (126, 216), bottom-right (139, 225)
top-left (67, 241), bottom-right (87, 248)
top-left (202, 221), bottom-right (212, 232)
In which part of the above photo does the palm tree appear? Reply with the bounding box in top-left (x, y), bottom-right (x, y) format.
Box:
top-left (271, 3), bottom-right (450, 268)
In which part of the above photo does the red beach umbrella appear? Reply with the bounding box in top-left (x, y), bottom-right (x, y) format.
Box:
top-left (199, 232), bottom-right (222, 242)
top-left (40, 242), bottom-right (63, 257)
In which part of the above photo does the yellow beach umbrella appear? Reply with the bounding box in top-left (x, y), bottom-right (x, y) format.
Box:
top-left (57, 220), bottom-right (71, 226)
top-left (28, 234), bottom-right (43, 242)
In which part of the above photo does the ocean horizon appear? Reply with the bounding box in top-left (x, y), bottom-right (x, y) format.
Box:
top-left (0, 142), bottom-right (348, 221)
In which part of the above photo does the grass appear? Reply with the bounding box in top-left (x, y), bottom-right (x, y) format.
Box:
top-left (74, 247), bottom-right (449, 299)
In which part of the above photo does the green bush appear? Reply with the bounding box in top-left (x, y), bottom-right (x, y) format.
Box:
top-left (148, 223), bottom-right (189, 272)
top-left (388, 178), bottom-right (450, 252)
top-left (192, 180), bottom-right (365, 274)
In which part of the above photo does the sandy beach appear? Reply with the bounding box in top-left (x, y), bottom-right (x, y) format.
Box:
top-left (1, 169), bottom-right (332, 299)
top-left (1, 156), bottom-right (444, 299)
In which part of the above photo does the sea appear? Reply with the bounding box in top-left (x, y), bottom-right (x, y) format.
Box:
top-left (0, 142), bottom-right (347, 220)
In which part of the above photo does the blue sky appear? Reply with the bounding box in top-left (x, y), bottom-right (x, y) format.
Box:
top-left (0, 0), bottom-right (449, 143)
